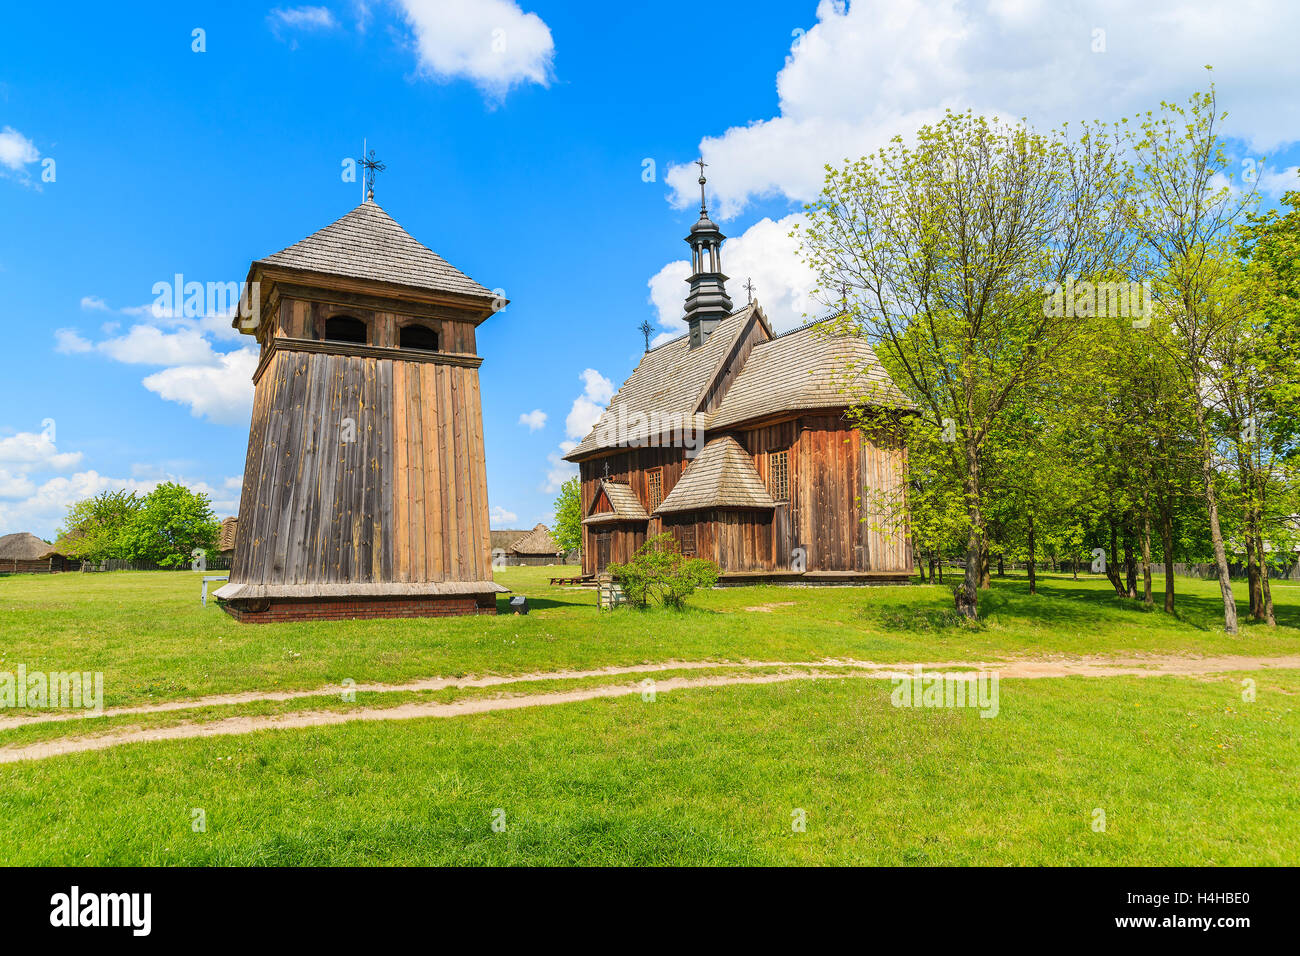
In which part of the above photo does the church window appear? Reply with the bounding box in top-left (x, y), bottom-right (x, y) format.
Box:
top-left (647, 468), bottom-right (663, 510)
top-left (769, 450), bottom-right (789, 502)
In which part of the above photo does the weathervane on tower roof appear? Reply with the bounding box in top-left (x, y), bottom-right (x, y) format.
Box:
top-left (695, 158), bottom-right (709, 217)
top-left (357, 147), bottom-right (386, 201)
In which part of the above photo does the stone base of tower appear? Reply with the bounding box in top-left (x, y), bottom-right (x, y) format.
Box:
top-left (213, 581), bottom-right (507, 623)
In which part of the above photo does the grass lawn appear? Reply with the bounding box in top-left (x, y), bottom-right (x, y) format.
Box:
top-left (0, 567), bottom-right (1295, 709)
top-left (0, 670), bottom-right (1295, 865)
top-left (1, 567), bottom-right (1296, 865)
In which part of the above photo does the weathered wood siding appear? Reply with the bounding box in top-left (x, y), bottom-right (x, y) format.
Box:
top-left (231, 350), bottom-right (491, 585)
top-left (576, 412), bottom-right (909, 576)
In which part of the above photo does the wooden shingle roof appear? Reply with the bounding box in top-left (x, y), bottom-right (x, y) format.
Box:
top-left (217, 516), bottom-right (238, 552)
top-left (565, 306), bottom-right (762, 460)
top-left (490, 529), bottom-right (529, 551)
top-left (510, 523), bottom-right (561, 555)
top-left (582, 480), bottom-right (649, 525)
top-left (654, 436), bottom-right (776, 514)
top-left (257, 199), bottom-right (493, 299)
top-left (0, 532), bottom-right (59, 560)
top-left (709, 320), bottom-right (913, 429)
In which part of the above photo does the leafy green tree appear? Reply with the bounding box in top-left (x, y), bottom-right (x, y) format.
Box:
top-left (1114, 82), bottom-right (1261, 632)
top-left (56, 490), bottom-right (143, 560)
top-left (802, 109), bottom-right (1128, 618)
top-left (552, 476), bottom-right (583, 557)
top-left (120, 482), bottom-right (219, 568)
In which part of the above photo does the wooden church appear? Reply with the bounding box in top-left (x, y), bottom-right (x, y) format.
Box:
top-left (564, 168), bottom-right (914, 581)
top-left (215, 181), bottom-right (505, 621)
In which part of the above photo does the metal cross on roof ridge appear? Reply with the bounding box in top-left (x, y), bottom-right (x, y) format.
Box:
top-left (357, 148), bottom-right (386, 201)
top-left (744, 277), bottom-right (755, 304)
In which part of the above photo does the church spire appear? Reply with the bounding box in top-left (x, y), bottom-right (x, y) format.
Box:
top-left (682, 159), bottom-right (732, 349)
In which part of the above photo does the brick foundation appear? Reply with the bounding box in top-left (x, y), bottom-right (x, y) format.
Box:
top-left (218, 593), bottom-right (499, 623)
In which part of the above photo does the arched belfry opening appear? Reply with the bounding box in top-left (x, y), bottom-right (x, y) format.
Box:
top-left (215, 194), bottom-right (508, 621)
top-left (399, 323), bottom-right (439, 352)
top-left (324, 314), bottom-right (368, 344)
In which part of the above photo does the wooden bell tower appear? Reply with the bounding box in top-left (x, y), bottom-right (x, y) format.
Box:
top-left (215, 193), bottom-right (506, 621)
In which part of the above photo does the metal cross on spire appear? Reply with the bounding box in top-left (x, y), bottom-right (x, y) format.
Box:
top-left (744, 278), bottom-right (755, 304)
top-left (357, 147), bottom-right (386, 201)
top-left (695, 158), bottom-right (708, 217)
top-left (638, 319), bottom-right (654, 352)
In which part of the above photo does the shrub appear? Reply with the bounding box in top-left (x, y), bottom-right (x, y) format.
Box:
top-left (608, 533), bottom-right (720, 609)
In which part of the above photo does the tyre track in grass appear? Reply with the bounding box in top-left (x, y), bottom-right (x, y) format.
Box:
top-left (1, 654), bottom-right (1298, 764)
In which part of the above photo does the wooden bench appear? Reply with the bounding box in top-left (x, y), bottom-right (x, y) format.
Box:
top-left (549, 576), bottom-right (585, 586)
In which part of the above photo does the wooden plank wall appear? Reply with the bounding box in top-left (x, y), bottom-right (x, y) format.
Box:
top-left (230, 349), bottom-right (492, 586)
top-left (574, 413), bottom-right (910, 576)
top-left (578, 447), bottom-right (686, 575)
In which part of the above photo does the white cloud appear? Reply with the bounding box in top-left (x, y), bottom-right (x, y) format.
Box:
top-left (543, 371), bottom-right (611, 493)
top-left (142, 348), bottom-right (258, 425)
top-left (269, 5), bottom-right (339, 39)
top-left (0, 430), bottom-right (83, 472)
top-left (665, 0), bottom-right (1300, 220)
top-left (0, 466), bottom-right (244, 538)
top-left (396, 0), bottom-right (555, 99)
top-left (566, 369), bottom-right (613, 440)
top-left (517, 408), bottom-right (547, 431)
top-left (490, 504), bottom-right (519, 525)
top-left (80, 295), bottom-right (110, 311)
top-left (0, 126), bottom-right (39, 174)
top-left (648, 213), bottom-right (818, 335)
top-left (0, 470), bottom-right (126, 537)
top-left (543, 441), bottom-right (578, 494)
top-left (54, 328), bottom-right (93, 354)
top-left (1259, 165), bottom-right (1300, 197)
top-left (0, 469), bottom-right (36, 500)
top-left (97, 325), bottom-right (221, 366)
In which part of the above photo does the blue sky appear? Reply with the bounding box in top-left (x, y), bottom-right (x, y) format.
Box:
top-left (2, 0), bottom-right (1298, 539)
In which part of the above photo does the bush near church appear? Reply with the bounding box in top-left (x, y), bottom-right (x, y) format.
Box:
top-left (608, 533), bottom-right (720, 609)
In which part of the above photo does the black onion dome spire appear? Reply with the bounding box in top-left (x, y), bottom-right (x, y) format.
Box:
top-left (683, 159), bottom-right (732, 349)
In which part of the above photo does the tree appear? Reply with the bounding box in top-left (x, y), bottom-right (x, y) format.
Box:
top-left (801, 110), bottom-right (1128, 617)
top-left (552, 476), bottom-right (583, 557)
top-left (119, 482), bottom-right (219, 567)
top-left (608, 533), bottom-right (719, 609)
top-left (1114, 82), bottom-right (1260, 633)
top-left (56, 490), bottom-right (142, 560)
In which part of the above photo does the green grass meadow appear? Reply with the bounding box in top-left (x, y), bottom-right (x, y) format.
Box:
top-left (0, 567), bottom-right (1296, 865)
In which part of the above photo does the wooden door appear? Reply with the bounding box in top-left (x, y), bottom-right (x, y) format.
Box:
top-left (596, 532), bottom-right (611, 572)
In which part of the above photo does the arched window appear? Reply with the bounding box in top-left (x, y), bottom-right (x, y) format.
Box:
top-left (399, 323), bottom-right (439, 352)
top-left (324, 315), bottom-right (367, 344)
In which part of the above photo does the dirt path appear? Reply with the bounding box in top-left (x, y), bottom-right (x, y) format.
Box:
top-left (0, 653), bottom-right (1297, 765)
top-left (3, 653), bottom-right (1296, 732)
top-left (0, 671), bottom-right (837, 764)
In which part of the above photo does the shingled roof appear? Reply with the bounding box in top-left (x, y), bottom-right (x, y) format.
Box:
top-left (491, 528), bottom-right (529, 551)
top-left (217, 516), bottom-right (238, 553)
top-left (709, 320), bottom-right (913, 430)
top-left (567, 309), bottom-right (910, 460)
top-left (583, 480), bottom-right (650, 525)
top-left (0, 532), bottom-right (59, 561)
top-left (256, 199), bottom-right (493, 299)
top-left (654, 436), bottom-right (777, 514)
top-left (565, 305), bottom-right (762, 460)
top-left (510, 523), bottom-right (561, 555)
